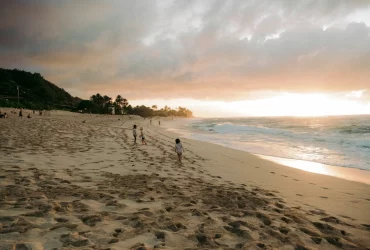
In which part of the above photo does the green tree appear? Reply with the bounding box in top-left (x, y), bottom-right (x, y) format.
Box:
top-left (126, 104), bottom-right (134, 114)
top-left (115, 95), bottom-right (123, 106)
top-left (77, 100), bottom-right (99, 113)
top-left (122, 98), bottom-right (129, 109)
top-left (103, 95), bottom-right (112, 104)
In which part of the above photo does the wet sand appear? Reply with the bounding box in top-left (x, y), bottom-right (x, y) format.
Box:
top-left (0, 110), bottom-right (369, 249)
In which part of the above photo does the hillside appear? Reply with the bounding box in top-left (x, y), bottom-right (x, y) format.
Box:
top-left (0, 68), bottom-right (193, 117)
top-left (0, 68), bottom-right (81, 110)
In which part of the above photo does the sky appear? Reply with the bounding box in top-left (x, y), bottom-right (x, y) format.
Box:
top-left (1, 0), bottom-right (370, 117)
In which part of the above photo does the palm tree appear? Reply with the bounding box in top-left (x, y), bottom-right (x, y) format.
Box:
top-left (115, 95), bottom-right (123, 106)
top-left (103, 95), bottom-right (112, 104)
top-left (95, 93), bottom-right (104, 107)
top-left (164, 105), bottom-right (170, 112)
top-left (122, 98), bottom-right (129, 108)
top-left (90, 94), bottom-right (97, 103)
top-left (152, 105), bottom-right (157, 110)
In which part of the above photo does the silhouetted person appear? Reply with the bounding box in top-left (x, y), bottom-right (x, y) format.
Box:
top-left (133, 125), bottom-right (137, 143)
top-left (19, 109), bottom-right (23, 118)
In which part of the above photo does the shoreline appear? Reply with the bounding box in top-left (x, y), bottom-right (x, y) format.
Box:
top-left (163, 118), bottom-right (370, 185)
top-left (255, 154), bottom-right (370, 185)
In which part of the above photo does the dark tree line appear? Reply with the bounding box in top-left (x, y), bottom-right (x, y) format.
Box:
top-left (77, 93), bottom-right (193, 118)
top-left (77, 94), bottom-right (129, 114)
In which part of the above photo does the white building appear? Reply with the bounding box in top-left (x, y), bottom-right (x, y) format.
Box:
top-left (108, 105), bottom-right (115, 115)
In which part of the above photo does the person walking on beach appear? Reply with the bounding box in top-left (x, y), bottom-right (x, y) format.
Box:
top-left (175, 138), bottom-right (184, 164)
top-left (158, 120), bottom-right (161, 126)
top-left (19, 108), bottom-right (23, 118)
top-left (133, 125), bottom-right (137, 143)
top-left (140, 127), bottom-right (147, 145)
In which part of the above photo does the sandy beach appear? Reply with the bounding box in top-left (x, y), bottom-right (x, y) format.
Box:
top-left (0, 110), bottom-right (369, 250)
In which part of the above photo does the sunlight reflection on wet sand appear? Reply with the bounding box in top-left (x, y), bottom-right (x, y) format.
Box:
top-left (256, 154), bottom-right (370, 185)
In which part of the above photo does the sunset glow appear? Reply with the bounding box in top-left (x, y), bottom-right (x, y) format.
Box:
top-left (1, 1), bottom-right (370, 117)
top-left (132, 91), bottom-right (370, 117)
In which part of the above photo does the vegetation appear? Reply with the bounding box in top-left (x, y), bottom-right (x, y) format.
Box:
top-left (78, 94), bottom-right (193, 118)
top-left (0, 68), bottom-right (80, 110)
top-left (0, 68), bottom-right (193, 117)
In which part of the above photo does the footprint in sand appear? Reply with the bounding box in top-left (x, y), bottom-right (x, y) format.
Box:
top-left (320, 196), bottom-right (328, 199)
top-left (339, 215), bottom-right (355, 221)
top-left (270, 172), bottom-right (276, 174)
top-left (343, 192), bottom-right (354, 195)
top-left (293, 179), bottom-right (299, 181)
top-left (321, 187), bottom-right (329, 190)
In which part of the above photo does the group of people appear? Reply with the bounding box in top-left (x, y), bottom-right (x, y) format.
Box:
top-left (0, 111), bottom-right (8, 118)
top-left (149, 119), bottom-right (161, 126)
top-left (0, 108), bottom-right (48, 119)
top-left (18, 109), bottom-right (31, 118)
top-left (132, 124), bottom-right (184, 163)
top-left (0, 109), bottom-right (28, 118)
top-left (132, 125), bottom-right (147, 145)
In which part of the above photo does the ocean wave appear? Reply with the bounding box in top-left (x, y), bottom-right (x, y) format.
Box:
top-left (189, 116), bottom-right (370, 171)
top-left (355, 139), bottom-right (370, 149)
top-left (338, 125), bottom-right (370, 134)
top-left (213, 123), bottom-right (295, 136)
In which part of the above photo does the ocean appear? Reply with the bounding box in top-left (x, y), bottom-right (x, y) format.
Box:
top-left (172, 115), bottom-right (370, 171)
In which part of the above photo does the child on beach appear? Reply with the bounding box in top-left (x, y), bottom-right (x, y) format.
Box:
top-left (175, 138), bottom-right (184, 163)
top-left (140, 127), bottom-right (147, 145)
top-left (133, 125), bottom-right (137, 143)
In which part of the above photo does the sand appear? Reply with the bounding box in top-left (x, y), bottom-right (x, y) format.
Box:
top-left (0, 109), bottom-right (369, 250)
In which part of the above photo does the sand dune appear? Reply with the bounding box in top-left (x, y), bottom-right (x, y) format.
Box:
top-left (0, 110), bottom-right (369, 249)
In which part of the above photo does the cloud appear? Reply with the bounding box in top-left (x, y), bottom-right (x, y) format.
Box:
top-left (0, 0), bottom-right (370, 100)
